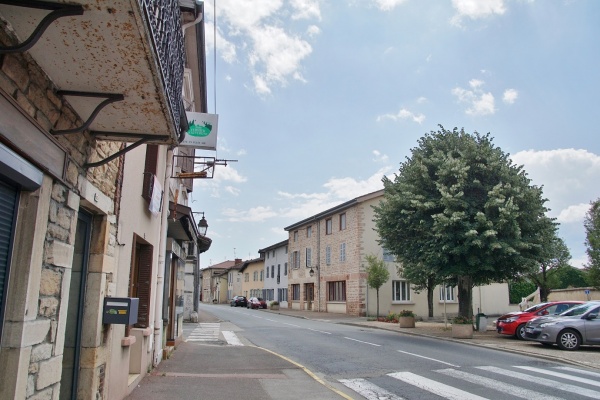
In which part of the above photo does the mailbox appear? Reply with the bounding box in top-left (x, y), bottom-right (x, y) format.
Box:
top-left (102, 297), bottom-right (139, 325)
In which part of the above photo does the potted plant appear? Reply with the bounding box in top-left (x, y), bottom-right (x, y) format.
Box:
top-left (398, 309), bottom-right (416, 328)
top-left (270, 301), bottom-right (280, 311)
top-left (451, 315), bottom-right (474, 338)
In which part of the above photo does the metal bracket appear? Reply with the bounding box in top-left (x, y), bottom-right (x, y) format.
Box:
top-left (51, 91), bottom-right (125, 135)
top-left (0, 0), bottom-right (84, 54)
top-left (171, 156), bottom-right (237, 179)
top-left (84, 133), bottom-right (170, 169)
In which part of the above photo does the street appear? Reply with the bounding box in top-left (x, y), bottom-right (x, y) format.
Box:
top-left (201, 304), bottom-right (600, 400)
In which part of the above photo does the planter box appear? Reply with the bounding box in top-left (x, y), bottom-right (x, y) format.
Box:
top-left (452, 324), bottom-right (473, 339)
top-left (399, 316), bottom-right (415, 328)
top-left (270, 305), bottom-right (280, 311)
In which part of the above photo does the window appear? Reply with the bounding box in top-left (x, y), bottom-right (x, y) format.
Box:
top-left (278, 288), bottom-right (288, 302)
top-left (292, 251), bottom-right (300, 268)
top-left (284, 262), bottom-right (288, 275)
top-left (440, 285), bottom-right (455, 302)
top-left (307, 225), bottom-right (312, 237)
top-left (325, 246), bottom-right (331, 265)
top-left (393, 280), bottom-right (411, 302)
top-left (272, 250), bottom-right (275, 257)
top-left (266, 266), bottom-right (269, 279)
top-left (142, 145), bottom-right (158, 202)
top-left (339, 213), bottom-right (346, 230)
top-left (253, 271), bottom-right (258, 281)
top-left (325, 218), bottom-right (332, 235)
top-left (131, 239), bottom-right (154, 328)
top-left (383, 248), bottom-right (394, 262)
top-left (245, 273), bottom-right (249, 282)
top-left (340, 242), bottom-right (346, 262)
top-left (266, 252), bottom-right (270, 259)
top-left (271, 265), bottom-right (275, 278)
top-left (260, 270), bottom-right (264, 281)
top-left (328, 281), bottom-right (346, 302)
top-left (291, 284), bottom-right (300, 300)
top-left (285, 246), bottom-right (288, 254)
top-left (306, 248), bottom-right (312, 267)
top-left (293, 231), bottom-right (298, 242)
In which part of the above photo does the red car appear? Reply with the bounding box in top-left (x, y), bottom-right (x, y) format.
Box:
top-left (247, 297), bottom-right (267, 309)
top-left (496, 301), bottom-right (584, 340)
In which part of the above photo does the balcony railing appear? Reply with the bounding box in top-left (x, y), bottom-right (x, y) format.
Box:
top-left (139, 0), bottom-right (185, 134)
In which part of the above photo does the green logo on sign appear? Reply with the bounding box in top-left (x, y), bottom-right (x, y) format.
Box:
top-left (188, 120), bottom-right (212, 137)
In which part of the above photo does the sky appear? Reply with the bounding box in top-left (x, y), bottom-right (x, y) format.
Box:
top-left (192, 0), bottom-right (600, 270)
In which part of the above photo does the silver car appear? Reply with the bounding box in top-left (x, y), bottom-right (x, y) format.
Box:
top-left (523, 301), bottom-right (600, 350)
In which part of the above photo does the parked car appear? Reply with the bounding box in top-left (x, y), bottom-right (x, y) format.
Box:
top-left (495, 301), bottom-right (584, 340)
top-left (230, 296), bottom-right (248, 307)
top-left (523, 301), bottom-right (600, 350)
top-left (247, 297), bottom-right (267, 309)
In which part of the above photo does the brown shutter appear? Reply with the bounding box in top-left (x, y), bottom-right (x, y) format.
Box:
top-left (142, 145), bottom-right (159, 202)
top-left (135, 244), bottom-right (153, 328)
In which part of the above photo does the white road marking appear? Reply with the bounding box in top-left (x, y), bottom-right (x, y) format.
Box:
top-left (308, 328), bottom-right (331, 334)
top-left (222, 330), bottom-right (244, 346)
top-left (186, 323), bottom-right (220, 342)
top-left (388, 371), bottom-right (488, 400)
top-left (477, 366), bottom-right (600, 399)
top-left (339, 378), bottom-right (405, 400)
top-left (515, 365), bottom-right (600, 387)
top-left (555, 366), bottom-right (600, 378)
top-left (344, 337), bottom-right (380, 346)
top-left (282, 322), bottom-right (300, 327)
top-left (436, 368), bottom-right (564, 400)
top-left (397, 350), bottom-right (460, 367)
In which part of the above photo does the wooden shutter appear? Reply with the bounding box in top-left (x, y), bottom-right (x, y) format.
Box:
top-left (142, 145), bottom-right (159, 202)
top-left (0, 180), bottom-right (18, 339)
top-left (135, 244), bottom-right (153, 328)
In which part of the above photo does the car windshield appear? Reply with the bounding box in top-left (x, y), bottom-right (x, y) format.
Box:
top-left (559, 302), bottom-right (600, 316)
top-left (523, 303), bottom-right (549, 313)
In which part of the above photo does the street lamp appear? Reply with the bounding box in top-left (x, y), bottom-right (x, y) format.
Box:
top-left (309, 266), bottom-right (317, 277)
top-left (193, 212), bottom-right (209, 236)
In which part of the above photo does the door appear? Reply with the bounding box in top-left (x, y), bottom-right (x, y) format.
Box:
top-left (305, 283), bottom-right (314, 310)
top-left (60, 210), bottom-right (92, 400)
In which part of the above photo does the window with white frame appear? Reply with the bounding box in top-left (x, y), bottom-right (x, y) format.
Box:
top-left (392, 280), bottom-right (411, 302)
top-left (328, 281), bottom-right (346, 302)
top-left (339, 212), bottom-right (346, 230)
top-left (340, 242), bottom-right (346, 262)
top-left (278, 288), bottom-right (288, 302)
top-left (265, 266), bottom-right (269, 279)
top-left (325, 246), bottom-right (331, 265)
top-left (260, 270), bottom-right (264, 281)
top-left (382, 248), bottom-right (394, 262)
top-left (253, 271), bottom-right (258, 281)
top-left (291, 284), bottom-right (300, 300)
top-left (245, 273), bottom-right (249, 282)
top-left (284, 262), bottom-right (288, 275)
top-left (271, 265), bottom-right (275, 278)
top-left (306, 248), bottom-right (312, 267)
top-left (439, 285), bottom-right (456, 302)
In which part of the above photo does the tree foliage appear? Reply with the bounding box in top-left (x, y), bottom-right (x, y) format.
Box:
top-left (527, 236), bottom-right (571, 301)
top-left (508, 280), bottom-right (537, 305)
top-left (373, 126), bottom-right (558, 318)
top-left (584, 198), bottom-right (600, 288)
top-left (365, 254), bottom-right (390, 317)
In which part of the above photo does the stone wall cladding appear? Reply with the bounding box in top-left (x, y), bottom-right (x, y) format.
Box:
top-left (1, 28), bottom-right (120, 399)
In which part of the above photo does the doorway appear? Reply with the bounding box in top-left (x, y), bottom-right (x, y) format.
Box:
top-left (60, 210), bottom-right (92, 400)
top-left (305, 283), bottom-right (314, 311)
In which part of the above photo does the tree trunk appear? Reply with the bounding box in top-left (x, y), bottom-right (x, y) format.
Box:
top-left (376, 288), bottom-right (380, 317)
top-left (427, 278), bottom-right (434, 318)
top-left (457, 275), bottom-right (473, 318)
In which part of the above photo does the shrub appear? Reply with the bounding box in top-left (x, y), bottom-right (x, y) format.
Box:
top-left (270, 301), bottom-right (279, 306)
top-left (398, 309), bottom-right (415, 317)
top-left (452, 315), bottom-right (473, 325)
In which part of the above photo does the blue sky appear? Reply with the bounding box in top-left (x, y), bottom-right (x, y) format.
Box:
top-left (193, 0), bottom-right (600, 269)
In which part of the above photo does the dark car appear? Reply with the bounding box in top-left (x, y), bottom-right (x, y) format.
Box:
top-left (523, 301), bottom-right (600, 350)
top-left (247, 297), bottom-right (267, 309)
top-left (230, 296), bottom-right (247, 307)
top-left (495, 301), bottom-right (584, 340)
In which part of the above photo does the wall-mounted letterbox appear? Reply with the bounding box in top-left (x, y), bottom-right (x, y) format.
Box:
top-left (102, 297), bottom-right (139, 325)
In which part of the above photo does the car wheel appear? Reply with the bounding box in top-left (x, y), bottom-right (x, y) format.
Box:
top-left (515, 324), bottom-right (526, 340)
top-left (557, 329), bottom-right (581, 351)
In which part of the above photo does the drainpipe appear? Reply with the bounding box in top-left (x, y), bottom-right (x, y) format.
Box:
top-left (153, 147), bottom-right (173, 366)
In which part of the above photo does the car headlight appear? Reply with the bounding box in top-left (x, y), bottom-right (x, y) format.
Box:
top-left (503, 317), bottom-right (519, 323)
top-left (540, 321), bottom-right (559, 328)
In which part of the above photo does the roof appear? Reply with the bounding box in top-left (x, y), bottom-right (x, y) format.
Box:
top-left (258, 239), bottom-right (288, 254)
top-left (284, 189), bottom-right (384, 231)
top-left (238, 257), bottom-right (264, 273)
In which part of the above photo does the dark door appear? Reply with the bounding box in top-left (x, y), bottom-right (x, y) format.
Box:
top-left (60, 210), bottom-right (92, 400)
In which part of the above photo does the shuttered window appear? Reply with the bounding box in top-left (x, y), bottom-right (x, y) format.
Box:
top-left (142, 145), bottom-right (159, 202)
top-left (131, 242), bottom-right (153, 328)
top-left (0, 180), bottom-right (18, 339)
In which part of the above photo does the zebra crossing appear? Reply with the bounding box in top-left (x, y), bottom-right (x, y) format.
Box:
top-left (339, 365), bottom-right (600, 400)
top-left (186, 323), bottom-right (221, 342)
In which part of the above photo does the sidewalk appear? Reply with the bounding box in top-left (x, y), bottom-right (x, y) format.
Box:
top-left (127, 307), bottom-right (599, 400)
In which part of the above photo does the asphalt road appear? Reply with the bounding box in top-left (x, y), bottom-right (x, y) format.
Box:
top-left (207, 304), bottom-right (600, 400)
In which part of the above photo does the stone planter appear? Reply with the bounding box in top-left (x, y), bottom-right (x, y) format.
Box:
top-left (270, 305), bottom-right (280, 311)
top-left (398, 316), bottom-right (415, 328)
top-left (451, 323), bottom-right (474, 339)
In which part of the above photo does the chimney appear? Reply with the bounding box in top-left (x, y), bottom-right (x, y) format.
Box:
top-left (234, 258), bottom-right (242, 265)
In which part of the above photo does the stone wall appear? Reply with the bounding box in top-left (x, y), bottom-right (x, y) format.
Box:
top-left (1, 26), bottom-right (120, 400)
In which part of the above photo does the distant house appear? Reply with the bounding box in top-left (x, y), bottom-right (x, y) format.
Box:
top-left (259, 240), bottom-right (289, 307)
top-left (285, 189), bottom-right (511, 318)
top-left (239, 258), bottom-right (266, 299)
top-left (201, 259), bottom-right (241, 304)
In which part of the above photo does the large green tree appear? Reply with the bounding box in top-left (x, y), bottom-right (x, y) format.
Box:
top-left (584, 198), bottom-right (600, 288)
top-left (527, 235), bottom-right (571, 301)
top-left (365, 254), bottom-right (390, 317)
top-left (374, 126), bottom-right (558, 319)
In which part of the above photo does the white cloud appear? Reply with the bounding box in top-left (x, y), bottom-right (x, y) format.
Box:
top-left (204, 0), bottom-right (319, 94)
top-left (376, 107), bottom-right (426, 124)
top-left (373, 0), bottom-right (409, 11)
top-left (503, 88), bottom-right (518, 104)
top-left (222, 206), bottom-right (279, 222)
top-left (291, 0), bottom-right (322, 20)
top-left (452, 80), bottom-right (496, 116)
top-left (373, 150), bottom-right (389, 163)
top-left (451, 0), bottom-right (507, 26)
top-left (510, 149), bottom-right (600, 224)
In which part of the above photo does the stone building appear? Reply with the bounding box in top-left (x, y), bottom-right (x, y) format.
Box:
top-left (0, 1), bottom-right (210, 399)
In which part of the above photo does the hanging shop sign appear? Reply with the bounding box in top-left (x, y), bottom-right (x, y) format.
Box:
top-left (180, 112), bottom-right (219, 150)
